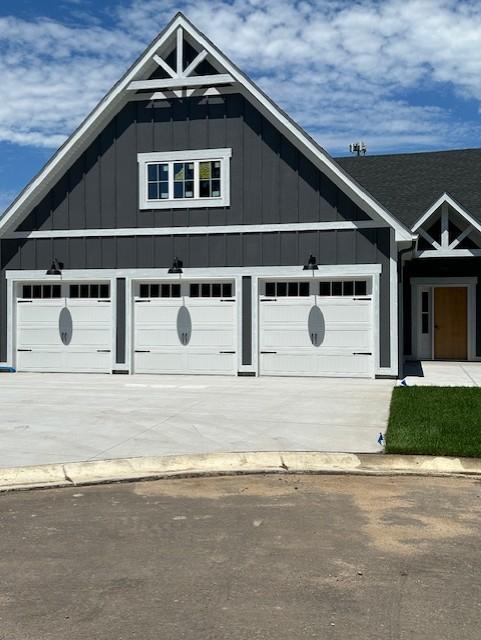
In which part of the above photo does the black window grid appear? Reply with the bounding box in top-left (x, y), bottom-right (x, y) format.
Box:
top-left (264, 282), bottom-right (311, 297)
top-left (138, 283), bottom-right (181, 298)
top-left (318, 281), bottom-right (368, 296)
top-left (190, 282), bottom-right (233, 298)
top-left (21, 284), bottom-right (62, 299)
top-left (69, 283), bottom-right (110, 299)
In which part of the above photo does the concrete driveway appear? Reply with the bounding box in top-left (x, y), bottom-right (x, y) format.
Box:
top-left (0, 373), bottom-right (394, 467)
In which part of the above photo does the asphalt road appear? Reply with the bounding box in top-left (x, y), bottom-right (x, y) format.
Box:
top-left (0, 474), bottom-right (480, 639)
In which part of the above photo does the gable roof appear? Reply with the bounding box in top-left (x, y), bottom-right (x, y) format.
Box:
top-left (0, 12), bottom-right (413, 241)
top-left (336, 148), bottom-right (481, 230)
top-left (411, 192), bottom-right (481, 235)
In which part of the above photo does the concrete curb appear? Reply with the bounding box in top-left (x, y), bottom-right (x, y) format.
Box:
top-left (1, 451), bottom-right (481, 492)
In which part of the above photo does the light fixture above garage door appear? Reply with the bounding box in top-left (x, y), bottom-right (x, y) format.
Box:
top-left (168, 257), bottom-right (183, 274)
top-left (45, 259), bottom-right (63, 276)
top-left (303, 255), bottom-right (318, 271)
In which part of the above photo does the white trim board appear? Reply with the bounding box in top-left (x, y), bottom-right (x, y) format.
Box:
top-left (7, 220), bottom-right (386, 240)
top-left (137, 148), bottom-right (231, 210)
top-left (5, 264), bottom-right (383, 281)
top-left (0, 13), bottom-right (413, 242)
top-left (412, 192), bottom-right (481, 235)
top-left (416, 249), bottom-right (481, 258)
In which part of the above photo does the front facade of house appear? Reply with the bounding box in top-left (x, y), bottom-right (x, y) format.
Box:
top-left (0, 13), bottom-right (477, 379)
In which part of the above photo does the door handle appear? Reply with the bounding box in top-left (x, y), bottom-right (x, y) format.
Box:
top-left (435, 325), bottom-right (440, 330)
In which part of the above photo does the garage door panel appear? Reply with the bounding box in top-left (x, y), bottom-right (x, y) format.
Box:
top-left (321, 304), bottom-right (371, 323)
top-left (136, 303), bottom-right (181, 322)
top-left (134, 352), bottom-right (186, 374)
top-left (17, 349), bottom-right (111, 373)
top-left (260, 353), bottom-right (317, 375)
top-left (261, 303), bottom-right (310, 323)
top-left (17, 304), bottom-right (62, 323)
top-left (16, 293), bottom-right (112, 373)
top-left (69, 328), bottom-right (111, 347)
top-left (135, 327), bottom-right (180, 348)
top-left (259, 289), bottom-right (374, 378)
top-left (189, 304), bottom-right (235, 323)
top-left (188, 329), bottom-right (235, 348)
top-left (261, 352), bottom-right (371, 377)
top-left (134, 284), bottom-right (237, 375)
top-left (185, 352), bottom-right (235, 373)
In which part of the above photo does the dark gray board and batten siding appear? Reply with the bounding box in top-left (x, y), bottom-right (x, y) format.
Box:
top-left (16, 94), bottom-right (371, 233)
top-left (2, 92), bottom-right (393, 369)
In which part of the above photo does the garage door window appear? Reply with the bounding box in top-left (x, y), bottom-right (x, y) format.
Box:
top-left (318, 281), bottom-right (367, 296)
top-left (264, 282), bottom-right (310, 297)
top-left (190, 283), bottom-right (233, 298)
top-left (139, 283), bottom-right (181, 298)
top-left (69, 284), bottom-right (110, 298)
top-left (22, 284), bottom-right (61, 299)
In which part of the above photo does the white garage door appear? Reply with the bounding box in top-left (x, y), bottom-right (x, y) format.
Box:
top-left (259, 279), bottom-right (374, 378)
top-left (16, 282), bottom-right (112, 373)
top-left (134, 281), bottom-right (237, 375)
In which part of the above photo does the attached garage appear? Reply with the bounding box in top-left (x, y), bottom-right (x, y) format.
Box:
top-left (259, 279), bottom-right (374, 378)
top-left (15, 282), bottom-right (113, 373)
top-left (133, 280), bottom-right (237, 375)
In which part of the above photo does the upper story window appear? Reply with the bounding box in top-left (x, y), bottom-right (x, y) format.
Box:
top-left (138, 148), bottom-right (232, 210)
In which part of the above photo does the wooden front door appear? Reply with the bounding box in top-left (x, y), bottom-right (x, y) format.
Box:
top-left (434, 287), bottom-right (468, 360)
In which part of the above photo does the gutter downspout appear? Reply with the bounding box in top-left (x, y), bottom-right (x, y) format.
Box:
top-left (398, 238), bottom-right (417, 376)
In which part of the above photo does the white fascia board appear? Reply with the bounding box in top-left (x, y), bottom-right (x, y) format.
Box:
top-left (0, 13), bottom-right (412, 243)
top-left (412, 192), bottom-right (481, 235)
top-left (7, 219), bottom-right (385, 240)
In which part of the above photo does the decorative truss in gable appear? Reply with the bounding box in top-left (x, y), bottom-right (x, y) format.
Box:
top-left (412, 193), bottom-right (481, 257)
top-left (127, 24), bottom-right (235, 97)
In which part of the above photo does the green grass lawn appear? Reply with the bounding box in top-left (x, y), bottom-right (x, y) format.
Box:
top-left (386, 386), bottom-right (481, 458)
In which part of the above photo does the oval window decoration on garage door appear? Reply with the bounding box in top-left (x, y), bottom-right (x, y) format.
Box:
top-left (308, 305), bottom-right (325, 347)
top-left (177, 305), bottom-right (192, 346)
top-left (59, 306), bottom-right (73, 346)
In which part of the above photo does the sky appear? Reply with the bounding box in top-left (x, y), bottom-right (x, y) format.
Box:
top-left (1, 0), bottom-right (481, 213)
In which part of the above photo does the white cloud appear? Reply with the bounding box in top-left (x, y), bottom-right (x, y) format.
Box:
top-left (1, 0), bottom-right (481, 153)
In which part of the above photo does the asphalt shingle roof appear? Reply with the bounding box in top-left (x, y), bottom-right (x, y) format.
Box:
top-left (335, 148), bottom-right (481, 229)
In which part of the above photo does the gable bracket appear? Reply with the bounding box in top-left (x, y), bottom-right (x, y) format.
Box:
top-left (418, 228), bottom-right (441, 250)
top-left (449, 225), bottom-right (474, 249)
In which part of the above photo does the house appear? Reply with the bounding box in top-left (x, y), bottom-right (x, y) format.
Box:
top-left (0, 13), bottom-right (476, 379)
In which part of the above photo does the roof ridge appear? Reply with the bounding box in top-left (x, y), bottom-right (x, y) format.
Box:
top-left (336, 147), bottom-right (481, 160)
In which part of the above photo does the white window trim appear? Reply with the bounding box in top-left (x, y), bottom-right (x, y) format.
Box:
top-left (138, 148), bottom-right (232, 210)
